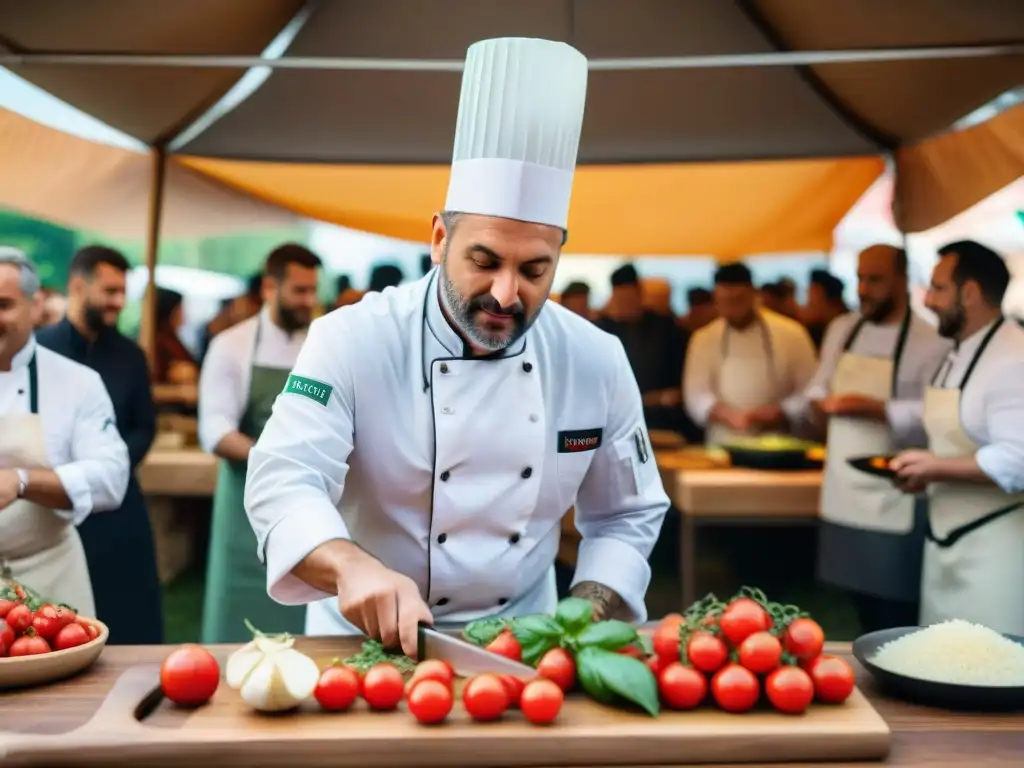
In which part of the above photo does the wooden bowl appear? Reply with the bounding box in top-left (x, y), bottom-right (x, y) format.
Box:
top-left (0, 618), bottom-right (109, 690)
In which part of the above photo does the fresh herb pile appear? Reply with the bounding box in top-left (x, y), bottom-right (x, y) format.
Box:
top-left (464, 596), bottom-right (659, 716)
top-left (341, 638), bottom-right (417, 674)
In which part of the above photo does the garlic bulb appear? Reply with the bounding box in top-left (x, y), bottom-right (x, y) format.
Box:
top-left (226, 631), bottom-right (320, 712)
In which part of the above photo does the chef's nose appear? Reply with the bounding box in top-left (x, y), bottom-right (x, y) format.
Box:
top-left (490, 271), bottom-right (520, 310)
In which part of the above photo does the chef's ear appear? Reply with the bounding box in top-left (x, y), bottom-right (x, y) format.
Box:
top-left (429, 212), bottom-right (446, 266)
top-left (959, 279), bottom-right (982, 308)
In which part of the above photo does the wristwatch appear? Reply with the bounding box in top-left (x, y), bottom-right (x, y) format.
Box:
top-left (14, 469), bottom-right (28, 498)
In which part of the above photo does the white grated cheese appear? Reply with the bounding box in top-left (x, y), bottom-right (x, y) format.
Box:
top-left (870, 619), bottom-right (1024, 687)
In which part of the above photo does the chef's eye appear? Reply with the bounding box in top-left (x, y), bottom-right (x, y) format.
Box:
top-left (472, 257), bottom-right (498, 270)
top-left (521, 265), bottom-right (548, 280)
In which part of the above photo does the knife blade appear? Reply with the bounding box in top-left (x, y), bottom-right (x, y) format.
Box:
top-left (417, 625), bottom-right (536, 678)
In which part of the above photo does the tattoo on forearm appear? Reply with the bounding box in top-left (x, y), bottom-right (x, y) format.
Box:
top-left (570, 581), bottom-right (622, 621)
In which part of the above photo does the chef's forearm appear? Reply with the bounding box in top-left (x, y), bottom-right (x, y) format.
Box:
top-left (570, 580), bottom-right (622, 622)
top-left (936, 455), bottom-right (997, 485)
top-left (291, 539), bottom-right (372, 595)
top-left (214, 431), bottom-right (255, 462)
top-left (24, 469), bottom-right (73, 510)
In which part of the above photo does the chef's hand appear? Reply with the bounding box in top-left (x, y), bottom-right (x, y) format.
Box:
top-left (747, 404), bottom-right (785, 431)
top-left (710, 403), bottom-right (751, 432)
top-left (817, 394), bottom-right (886, 420)
top-left (335, 551), bottom-right (434, 657)
top-left (890, 449), bottom-right (939, 494)
top-left (0, 470), bottom-right (19, 511)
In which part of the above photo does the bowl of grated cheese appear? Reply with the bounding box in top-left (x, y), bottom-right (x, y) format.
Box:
top-left (853, 620), bottom-right (1024, 711)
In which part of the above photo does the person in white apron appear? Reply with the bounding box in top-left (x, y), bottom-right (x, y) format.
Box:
top-left (789, 245), bottom-right (952, 632)
top-left (0, 249), bottom-right (129, 617)
top-left (892, 241), bottom-right (1024, 635)
top-left (244, 38), bottom-right (670, 655)
top-left (684, 262), bottom-right (818, 445)
top-left (197, 244), bottom-right (321, 642)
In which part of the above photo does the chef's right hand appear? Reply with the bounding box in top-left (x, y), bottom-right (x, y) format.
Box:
top-left (710, 403), bottom-right (751, 432)
top-left (335, 552), bottom-right (434, 656)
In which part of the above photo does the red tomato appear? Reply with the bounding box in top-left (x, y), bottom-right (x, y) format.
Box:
top-left (808, 655), bottom-right (856, 704)
top-left (6, 603), bottom-right (32, 634)
top-left (652, 624), bottom-right (681, 662)
top-left (646, 655), bottom-right (666, 676)
top-left (498, 674), bottom-right (526, 707)
top-left (719, 599), bottom-right (772, 647)
top-left (410, 659), bottom-right (455, 689)
top-left (537, 648), bottom-right (576, 692)
top-left (462, 674), bottom-right (510, 722)
top-left (737, 631), bottom-right (782, 675)
top-left (160, 645), bottom-right (220, 707)
top-left (783, 618), bottom-right (825, 661)
top-left (79, 621), bottom-right (100, 641)
top-left (52, 622), bottom-right (91, 651)
top-left (315, 665), bottom-right (361, 711)
top-left (55, 605), bottom-right (77, 628)
top-left (658, 662), bottom-right (708, 710)
top-left (617, 643), bottom-right (644, 658)
top-left (408, 679), bottom-right (453, 725)
top-left (31, 604), bottom-right (63, 640)
top-left (485, 630), bottom-right (523, 662)
top-left (362, 663), bottom-right (405, 711)
top-left (765, 666), bottom-right (814, 715)
top-left (657, 613), bottom-right (684, 633)
top-left (9, 634), bottom-right (51, 656)
top-left (0, 599), bottom-right (17, 618)
top-left (0, 618), bottom-right (14, 655)
top-left (686, 631), bottom-right (729, 673)
top-left (520, 678), bottom-right (564, 725)
top-left (711, 664), bottom-right (760, 714)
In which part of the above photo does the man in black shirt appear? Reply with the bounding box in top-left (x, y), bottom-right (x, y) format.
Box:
top-left (36, 245), bottom-right (163, 644)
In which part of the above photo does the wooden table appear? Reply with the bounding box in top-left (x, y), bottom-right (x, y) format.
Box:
top-left (2, 642), bottom-right (1019, 767)
top-left (657, 453), bottom-right (823, 607)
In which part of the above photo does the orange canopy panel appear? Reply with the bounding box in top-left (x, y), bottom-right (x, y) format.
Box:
top-left (179, 155), bottom-right (884, 256)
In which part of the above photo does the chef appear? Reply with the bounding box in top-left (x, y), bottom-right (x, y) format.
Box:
top-left (0, 248), bottom-right (129, 615)
top-left (787, 245), bottom-right (951, 632)
top-left (198, 243), bottom-right (323, 643)
top-left (245, 37), bottom-right (669, 656)
top-left (891, 240), bottom-right (1024, 635)
top-left (684, 262), bottom-right (818, 445)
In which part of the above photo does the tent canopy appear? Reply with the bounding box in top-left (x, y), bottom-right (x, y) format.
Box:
top-left (0, 0), bottom-right (1021, 252)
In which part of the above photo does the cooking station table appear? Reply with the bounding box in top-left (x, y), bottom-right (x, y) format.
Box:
top-left (2, 642), bottom-right (1019, 767)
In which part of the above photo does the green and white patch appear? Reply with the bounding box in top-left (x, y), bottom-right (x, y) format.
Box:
top-left (282, 374), bottom-right (333, 407)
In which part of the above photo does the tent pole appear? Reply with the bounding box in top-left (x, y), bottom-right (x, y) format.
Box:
top-left (139, 147), bottom-right (167, 373)
top-left (1, 43), bottom-right (1021, 71)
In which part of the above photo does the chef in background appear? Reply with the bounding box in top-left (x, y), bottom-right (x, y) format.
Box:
top-left (684, 262), bottom-right (818, 445)
top-left (891, 241), bottom-right (1024, 635)
top-left (245, 37), bottom-right (669, 656)
top-left (788, 245), bottom-right (951, 633)
top-left (198, 243), bottom-right (323, 643)
top-left (36, 245), bottom-right (164, 643)
top-left (0, 248), bottom-right (129, 615)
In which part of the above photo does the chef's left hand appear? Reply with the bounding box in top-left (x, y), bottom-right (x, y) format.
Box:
top-left (818, 394), bottom-right (886, 420)
top-left (747, 404), bottom-right (785, 430)
top-left (0, 470), bottom-right (20, 511)
top-left (890, 449), bottom-right (940, 494)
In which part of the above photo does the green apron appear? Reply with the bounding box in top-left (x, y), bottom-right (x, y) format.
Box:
top-left (201, 319), bottom-right (306, 642)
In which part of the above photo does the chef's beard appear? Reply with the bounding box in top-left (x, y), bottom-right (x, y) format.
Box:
top-left (936, 298), bottom-right (966, 339)
top-left (276, 299), bottom-right (311, 333)
top-left (83, 303), bottom-right (116, 332)
top-left (439, 251), bottom-right (537, 352)
top-left (861, 295), bottom-right (896, 324)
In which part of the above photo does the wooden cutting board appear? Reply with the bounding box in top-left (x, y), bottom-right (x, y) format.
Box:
top-left (0, 638), bottom-right (891, 767)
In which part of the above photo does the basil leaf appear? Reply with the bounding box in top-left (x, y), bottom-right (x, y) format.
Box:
top-left (511, 615), bottom-right (563, 644)
top-left (554, 597), bottom-right (594, 632)
top-left (576, 646), bottom-right (660, 716)
top-left (520, 637), bottom-right (558, 667)
top-left (576, 619), bottom-right (638, 650)
top-left (462, 617), bottom-right (509, 647)
top-left (575, 646), bottom-right (615, 704)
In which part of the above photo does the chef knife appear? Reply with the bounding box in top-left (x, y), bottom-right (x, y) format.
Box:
top-left (417, 625), bottom-right (536, 678)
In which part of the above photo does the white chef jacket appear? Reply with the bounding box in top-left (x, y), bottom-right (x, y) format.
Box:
top-left (198, 307), bottom-right (308, 453)
top-left (931, 319), bottom-right (1024, 493)
top-left (785, 311), bottom-right (952, 446)
top-left (684, 309), bottom-right (818, 426)
top-left (0, 337), bottom-right (129, 523)
top-left (245, 271), bottom-right (670, 624)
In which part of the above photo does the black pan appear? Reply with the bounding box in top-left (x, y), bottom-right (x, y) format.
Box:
top-left (723, 444), bottom-right (823, 471)
top-left (853, 626), bottom-right (1024, 712)
top-left (848, 454), bottom-right (898, 480)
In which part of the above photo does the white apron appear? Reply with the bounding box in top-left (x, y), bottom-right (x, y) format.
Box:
top-left (707, 316), bottom-right (780, 446)
top-left (920, 318), bottom-right (1024, 635)
top-left (0, 353), bottom-right (95, 615)
top-left (817, 311), bottom-right (924, 601)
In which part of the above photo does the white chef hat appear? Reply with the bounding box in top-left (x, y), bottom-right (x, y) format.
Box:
top-left (444, 37), bottom-right (588, 231)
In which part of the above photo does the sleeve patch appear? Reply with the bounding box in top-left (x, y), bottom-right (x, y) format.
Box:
top-left (283, 374), bottom-right (333, 406)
